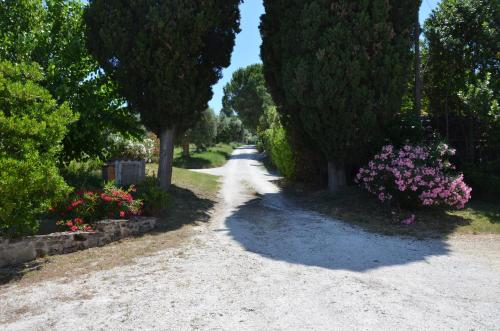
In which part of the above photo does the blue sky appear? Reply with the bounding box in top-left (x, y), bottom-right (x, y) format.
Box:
top-left (208, 0), bottom-right (442, 112)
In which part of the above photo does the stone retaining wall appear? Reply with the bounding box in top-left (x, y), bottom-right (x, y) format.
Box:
top-left (0, 217), bottom-right (157, 268)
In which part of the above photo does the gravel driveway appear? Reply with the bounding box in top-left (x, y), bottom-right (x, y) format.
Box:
top-left (1, 146), bottom-right (499, 330)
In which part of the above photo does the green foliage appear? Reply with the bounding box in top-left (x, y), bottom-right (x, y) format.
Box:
top-left (173, 143), bottom-right (233, 169)
top-left (258, 107), bottom-right (295, 179)
top-left (61, 158), bottom-right (104, 190)
top-left (85, 0), bottom-right (241, 188)
top-left (0, 61), bottom-right (76, 237)
top-left (216, 113), bottom-right (245, 143)
top-left (261, 0), bottom-right (419, 187)
top-left (0, 0), bottom-right (143, 161)
top-left (184, 108), bottom-right (218, 150)
top-left (136, 178), bottom-right (170, 216)
top-left (85, 0), bottom-right (241, 136)
top-left (222, 63), bottom-right (272, 131)
top-left (424, 0), bottom-right (499, 164)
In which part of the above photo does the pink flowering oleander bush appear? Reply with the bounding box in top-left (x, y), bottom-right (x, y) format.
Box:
top-left (355, 143), bottom-right (472, 210)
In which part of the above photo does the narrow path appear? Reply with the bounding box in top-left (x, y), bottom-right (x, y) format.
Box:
top-left (1, 146), bottom-right (499, 330)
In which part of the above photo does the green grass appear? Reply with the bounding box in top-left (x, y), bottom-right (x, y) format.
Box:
top-left (173, 143), bottom-right (234, 169)
top-left (146, 164), bottom-right (220, 195)
top-left (289, 186), bottom-right (500, 238)
top-left (172, 167), bottom-right (220, 194)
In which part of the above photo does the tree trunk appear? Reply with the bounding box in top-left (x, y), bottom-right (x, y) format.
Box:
top-left (414, 10), bottom-right (422, 116)
top-left (182, 140), bottom-right (190, 157)
top-left (327, 160), bottom-right (346, 193)
top-left (158, 127), bottom-right (176, 191)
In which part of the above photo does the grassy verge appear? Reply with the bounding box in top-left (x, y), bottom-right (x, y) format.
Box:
top-left (173, 143), bottom-right (234, 169)
top-left (1, 168), bottom-right (220, 286)
top-left (287, 185), bottom-right (500, 238)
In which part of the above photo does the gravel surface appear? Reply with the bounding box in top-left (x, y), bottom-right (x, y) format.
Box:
top-left (1, 146), bottom-right (499, 330)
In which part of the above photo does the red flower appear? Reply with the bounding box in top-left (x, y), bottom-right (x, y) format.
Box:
top-left (71, 226), bottom-right (78, 232)
top-left (66, 220), bottom-right (74, 227)
top-left (84, 226), bottom-right (93, 232)
top-left (71, 199), bottom-right (84, 208)
top-left (101, 193), bottom-right (113, 202)
top-left (75, 218), bottom-right (84, 225)
top-left (119, 211), bottom-right (126, 218)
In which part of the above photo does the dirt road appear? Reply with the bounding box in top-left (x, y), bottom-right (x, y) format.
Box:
top-left (1, 146), bottom-right (499, 330)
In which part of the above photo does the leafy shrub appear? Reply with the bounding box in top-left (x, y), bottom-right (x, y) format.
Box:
top-left (258, 106), bottom-right (295, 179)
top-left (355, 143), bottom-right (472, 209)
top-left (216, 112), bottom-right (245, 143)
top-left (61, 158), bottom-right (104, 190)
top-left (51, 183), bottom-right (143, 232)
top-left (0, 61), bottom-right (76, 237)
top-left (135, 178), bottom-right (170, 216)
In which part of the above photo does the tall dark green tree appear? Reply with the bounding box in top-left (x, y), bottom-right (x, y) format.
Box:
top-left (261, 0), bottom-right (419, 191)
top-left (222, 63), bottom-right (272, 131)
top-left (85, 0), bottom-right (241, 190)
top-left (0, 0), bottom-right (143, 161)
top-left (424, 0), bottom-right (499, 165)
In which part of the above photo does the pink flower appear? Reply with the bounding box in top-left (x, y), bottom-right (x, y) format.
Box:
top-left (401, 215), bottom-right (416, 225)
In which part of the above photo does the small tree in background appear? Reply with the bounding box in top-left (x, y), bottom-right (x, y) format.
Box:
top-left (180, 108), bottom-right (218, 155)
top-left (190, 108), bottom-right (218, 150)
top-left (222, 63), bottom-right (272, 131)
top-left (85, 0), bottom-right (241, 190)
top-left (217, 113), bottom-right (245, 144)
top-left (261, 0), bottom-right (419, 191)
top-left (0, 61), bottom-right (76, 237)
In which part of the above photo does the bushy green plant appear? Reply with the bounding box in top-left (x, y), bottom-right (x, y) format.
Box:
top-left (135, 178), bottom-right (170, 216)
top-left (216, 113), bottom-right (245, 143)
top-left (0, 61), bottom-right (76, 237)
top-left (61, 158), bottom-right (104, 190)
top-left (183, 108), bottom-right (218, 151)
top-left (258, 106), bottom-right (295, 179)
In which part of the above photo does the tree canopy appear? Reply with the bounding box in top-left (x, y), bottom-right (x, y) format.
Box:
top-left (85, 0), bottom-right (241, 189)
top-left (261, 0), bottom-right (419, 191)
top-left (222, 63), bottom-right (272, 131)
top-left (0, 0), bottom-right (143, 161)
top-left (424, 0), bottom-right (499, 164)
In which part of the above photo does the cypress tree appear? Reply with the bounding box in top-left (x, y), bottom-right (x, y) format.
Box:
top-left (85, 1), bottom-right (241, 190)
top-left (261, 0), bottom-right (419, 191)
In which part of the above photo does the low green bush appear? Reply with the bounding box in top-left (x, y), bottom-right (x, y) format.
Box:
top-left (258, 106), bottom-right (295, 179)
top-left (61, 158), bottom-right (104, 190)
top-left (135, 178), bottom-right (170, 216)
top-left (0, 61), bottom-right (76, 237)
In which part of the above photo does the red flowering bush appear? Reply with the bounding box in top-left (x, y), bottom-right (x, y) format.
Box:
top-left (52, 183), bottom-right (143, 232)
top-left (355, 143), bottom-right (472, 209)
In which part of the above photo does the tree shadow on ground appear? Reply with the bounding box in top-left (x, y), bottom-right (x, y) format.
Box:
top-left (173, 156), bottom-right (214, 169)
top-left (224, 192), bottom-right (464, 272)
top-left (154, 184), bottom-right (215, 232)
